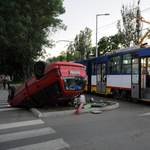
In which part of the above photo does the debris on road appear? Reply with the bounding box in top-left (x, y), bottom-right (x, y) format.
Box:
top-left (90, 103), bottom-right (107, 107)
top-left (83, 104), bottom-right (91, 109)
top-left (91, 110), bottom-right (102, 114)
top-left (76, 102), bottom-right (85, 114)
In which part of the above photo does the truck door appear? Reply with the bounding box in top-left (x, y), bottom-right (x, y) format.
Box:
top-left (131, 58), bottom-right (139, 98)
top-left (97, 62), bottom-right (106, 93)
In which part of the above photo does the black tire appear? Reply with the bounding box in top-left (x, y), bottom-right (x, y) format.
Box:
top-left (113, 91), bottom-right (119, 99)
top-left (34, 61), bottom-right (48, 80)
top-left (8, 86), bottom-right (16, 100)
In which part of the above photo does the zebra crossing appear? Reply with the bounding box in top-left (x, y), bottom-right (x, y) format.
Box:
top-left (0, 88), bottom-right (10, 109)
top-left (0, 88), bottom-right (22, 111)
top-left (0, 119), bottom-right (70, 150)
top-left (0, 98), bottom-right (22, 111)
top-left (8, 138), bottom-right (70, 150)
top-left (0, 88), bottom-right (70, 150)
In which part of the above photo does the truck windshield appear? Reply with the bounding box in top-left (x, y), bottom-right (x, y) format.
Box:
top-left (63, 77), bottom-right (86, 91)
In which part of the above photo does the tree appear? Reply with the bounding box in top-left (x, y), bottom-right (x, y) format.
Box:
top-left (91, 46), bottom-right (96, 57)
top-left (97, 34), bottom-right (121, 56)
top-left (98, 36), bottom-right (110, 56)
top-left (117, 0), bottom-right (142, 47)
top-left (74, 27), bottom-right (92, 60)
top-left (66, 42), bottom-right (74, 62)
top-left (46, 50), bottom-right (66, 64)
top-left (0, 0), bottom-right (66, 82)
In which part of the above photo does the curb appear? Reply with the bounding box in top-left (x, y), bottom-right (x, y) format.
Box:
top-left (30, 101), bottom-right (119, 118)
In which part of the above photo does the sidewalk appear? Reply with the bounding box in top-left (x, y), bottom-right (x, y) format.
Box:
top-left (31, 101), bottom-right (119, 118)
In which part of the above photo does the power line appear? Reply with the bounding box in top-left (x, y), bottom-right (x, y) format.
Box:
top-left (50, 7), bottom-right (150, 56)
top-left (141, 7), bottom-right (150, 13)
top-left (92, 21), bottom-right (118, 32)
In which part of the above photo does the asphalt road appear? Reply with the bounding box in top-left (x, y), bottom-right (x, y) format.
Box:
top-left (1, 90), bottom-right (150, 150)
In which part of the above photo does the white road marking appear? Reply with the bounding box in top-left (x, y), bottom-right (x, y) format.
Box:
top-left (8, 138), bottom-right (70, 150)
top-left (0, 119), bottom-right (44, 130)
top-left (0, 127), bottom-right (56, 143)
top-left (0, 102), bottom-right (8, 104)
top-left (0, 107), bottom-right (22, 111)
top-left (139, 112), bottom-right (150, 116)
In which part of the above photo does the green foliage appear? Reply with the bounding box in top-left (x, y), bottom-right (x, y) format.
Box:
top-left (97, 34), bottom-right (121, 56)
top-left (0, 0), bottom-right (66, 82)
top-left (74, 27), bottom-right (92, 60)
top-left (46, 50), bottom-right (67, 64)
top-left (117, 1), bottom-right (142, 47)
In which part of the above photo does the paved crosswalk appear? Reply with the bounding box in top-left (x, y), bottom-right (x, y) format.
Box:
top-left (0, 119), bottom-right (70, 150)
top-left (0, 127), bottom-right (56, 142)
top-left (0, 88), bottom-right (70, 149)
top-left (0, 89), bottom-right (22, 111)
top-left (0, 88), bottom-right (10, 109)
top-left (8, 138), bottom-right (70, 150)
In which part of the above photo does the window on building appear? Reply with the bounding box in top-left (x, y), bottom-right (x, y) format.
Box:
top-left (108, 55), bottom-right (120, 74)
top-left (92, 60), bottom-right (96, 74)
top-left (122, 52), bottom-right (138, 74)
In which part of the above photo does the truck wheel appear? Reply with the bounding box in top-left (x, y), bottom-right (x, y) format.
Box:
top-left (8, 86), bottom-right (16, 100)
top-left (34, 61), bottom-right (48, 80)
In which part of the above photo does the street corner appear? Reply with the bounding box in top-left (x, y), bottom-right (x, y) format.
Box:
top-left (30, 100), bottom-right (119, 118)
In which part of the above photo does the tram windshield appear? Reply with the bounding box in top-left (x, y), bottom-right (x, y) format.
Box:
top-left (63, 77), bottom-right (86, 91)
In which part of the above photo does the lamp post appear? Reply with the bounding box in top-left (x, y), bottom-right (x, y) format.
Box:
top-left (96, 13), bottom-right (110, 57)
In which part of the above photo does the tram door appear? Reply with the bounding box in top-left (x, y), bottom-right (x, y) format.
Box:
top-left (131, 58), bottom-right (139, 98)
top-left (97, 62), bottom-right (106, 93)
top-left (140, 57), bottom-right (150, 99)
top-left (147, 57), bottom-right (150, 87)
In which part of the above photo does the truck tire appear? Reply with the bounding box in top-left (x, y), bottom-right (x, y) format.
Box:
top-left (34, 61), bottom-right (48, 80)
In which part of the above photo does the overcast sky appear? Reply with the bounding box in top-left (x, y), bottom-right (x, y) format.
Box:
top-left (46, 0), bottom-right (150, 58)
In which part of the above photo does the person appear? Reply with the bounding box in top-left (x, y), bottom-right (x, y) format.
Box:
top-left (7, 75), bottom-right (10, 89)
top-left (2, 76), bottom-right (7, 90)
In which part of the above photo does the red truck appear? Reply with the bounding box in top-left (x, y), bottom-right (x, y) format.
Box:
top-left (7, 61), bottom-right (87, 107)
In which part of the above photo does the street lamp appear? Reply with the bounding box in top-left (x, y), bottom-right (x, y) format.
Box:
top-left (96, 13), bottom-right (110, 57)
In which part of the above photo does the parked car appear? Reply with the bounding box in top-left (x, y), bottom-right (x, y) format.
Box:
top-left (7, 61), bottom-right (87, 107)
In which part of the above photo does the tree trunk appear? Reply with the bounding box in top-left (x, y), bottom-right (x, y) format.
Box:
top-left (22, 67), bottom-right (28, 83)
top-left (27, 62), bottom-right (30, 79)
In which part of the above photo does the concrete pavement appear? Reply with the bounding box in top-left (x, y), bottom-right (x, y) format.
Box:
top-left (31, 101), bottom-right (119, 118)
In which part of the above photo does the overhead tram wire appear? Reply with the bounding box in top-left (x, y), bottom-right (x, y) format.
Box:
top-left (92, 21), bottom-right (118, 33)
top-left (141, 7), bottom-right (150, 13)
top-left (50, 7), bottom-right (150, 56)
top-left (93, 8), bottom-right (150, 36)
top-left (50, 38), bottom-right (75, 56)
top-left (94, 8), bottom-right (150, 36)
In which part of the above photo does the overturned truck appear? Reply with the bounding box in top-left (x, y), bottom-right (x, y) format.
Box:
top-left (7, 61), bottom-right (87, 107)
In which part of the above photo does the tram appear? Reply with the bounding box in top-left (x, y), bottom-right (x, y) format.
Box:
top-left (76, 44), bottom-right (150, 102)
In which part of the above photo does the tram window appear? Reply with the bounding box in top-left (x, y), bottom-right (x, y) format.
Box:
top-left (122, 52), bottom-right (138, 74)
top-left (122, 54), bottom-right (132, 73)
top-left (108, 55), bottom-right (120, 74)
top-left (92, 60), bottom-right (96, 74)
